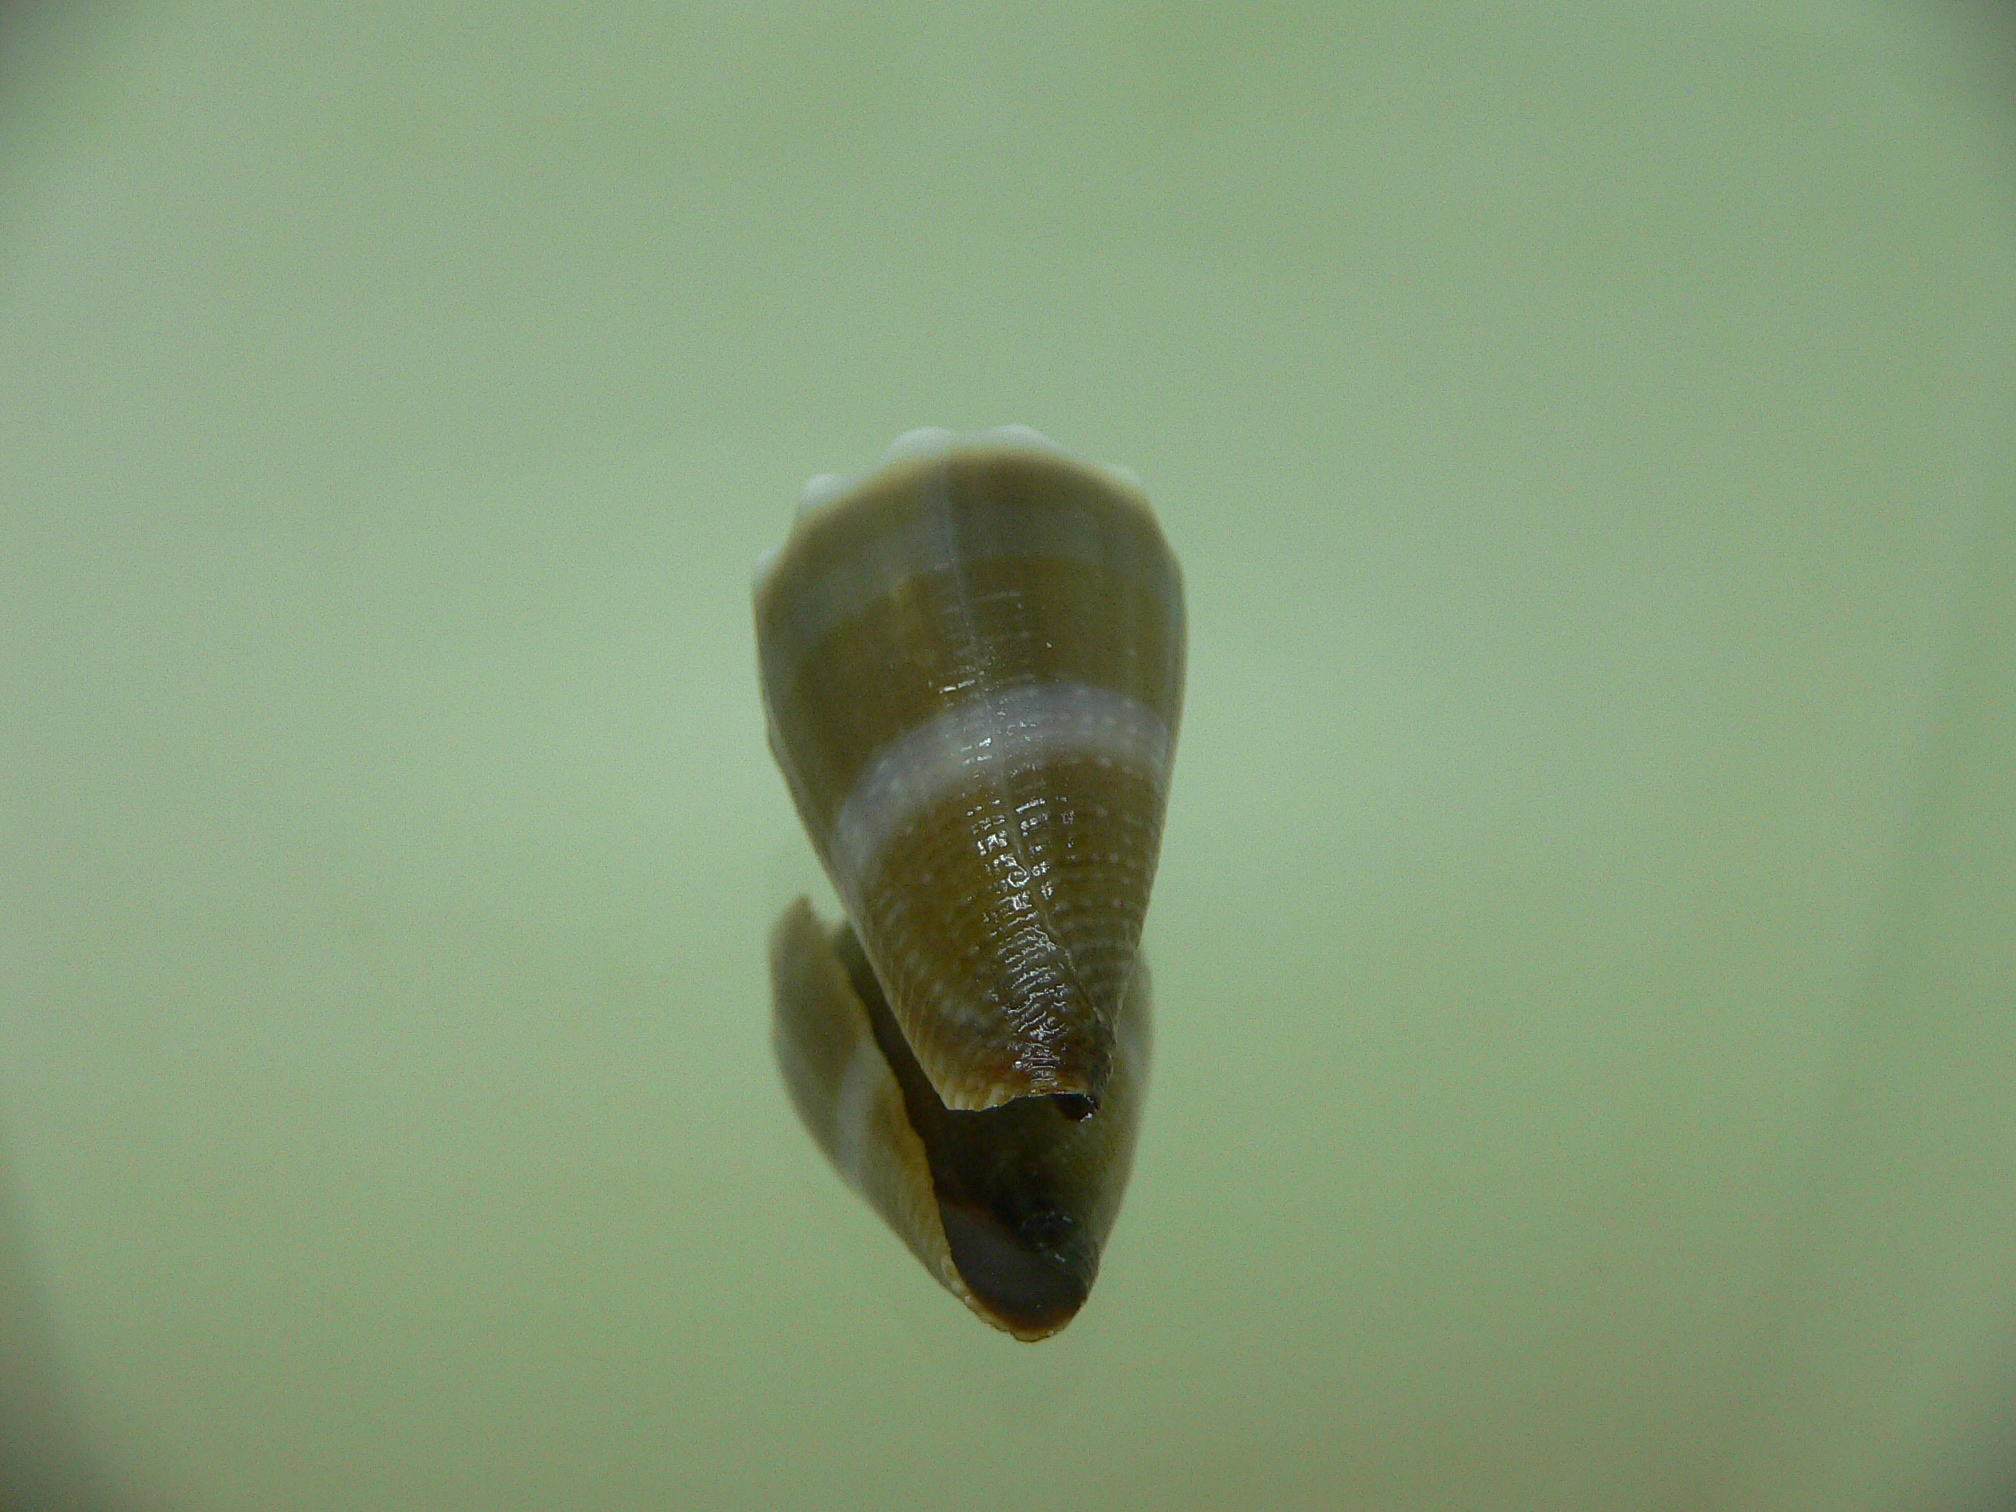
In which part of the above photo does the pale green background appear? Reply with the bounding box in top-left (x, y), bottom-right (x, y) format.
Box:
top-left (3, 3), bottom-right (2015, 1509)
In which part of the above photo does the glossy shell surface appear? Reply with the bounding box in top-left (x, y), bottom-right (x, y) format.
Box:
top-left (756, 426), bottom-right (1183, 1338)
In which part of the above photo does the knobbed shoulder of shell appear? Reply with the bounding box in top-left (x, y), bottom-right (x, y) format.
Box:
top-left (755, 426), bottom-right (1184, 1341)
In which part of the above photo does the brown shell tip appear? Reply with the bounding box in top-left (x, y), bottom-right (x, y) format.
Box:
top-left (942, 1199), bottom-right (1097, 1341)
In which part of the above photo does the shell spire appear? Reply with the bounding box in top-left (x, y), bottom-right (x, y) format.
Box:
top-left (757, 425), bottom-right (1183, 1338)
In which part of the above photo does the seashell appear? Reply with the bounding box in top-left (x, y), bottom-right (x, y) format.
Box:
top-left (756, 425), bottom-right (1184, 1338)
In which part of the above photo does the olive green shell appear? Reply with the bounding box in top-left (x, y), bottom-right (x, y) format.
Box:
top-left (756, 428), bottom-right (1183, 1338)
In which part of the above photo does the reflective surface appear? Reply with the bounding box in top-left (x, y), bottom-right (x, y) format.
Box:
top-left (2, 3), bottom-right (2015, 1509)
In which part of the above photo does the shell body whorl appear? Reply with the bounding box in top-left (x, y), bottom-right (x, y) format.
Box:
top-left (757, 427), bottom-right (1182, 1338)
top-left (756, 433), bottom-right (1183, 1114)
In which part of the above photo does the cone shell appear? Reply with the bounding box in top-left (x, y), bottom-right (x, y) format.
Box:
top-left (755, 428), bottom-right (1185, 1115)
top-left (756, 427), bottom-right (1183, 1337)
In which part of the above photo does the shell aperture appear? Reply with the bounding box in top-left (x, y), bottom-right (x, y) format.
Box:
top-left (756, 427), bottom-right (1183, 1339)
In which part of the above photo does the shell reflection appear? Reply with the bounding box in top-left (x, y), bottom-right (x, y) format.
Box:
top-left (756, 426), bottom-right (1184, 1339)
